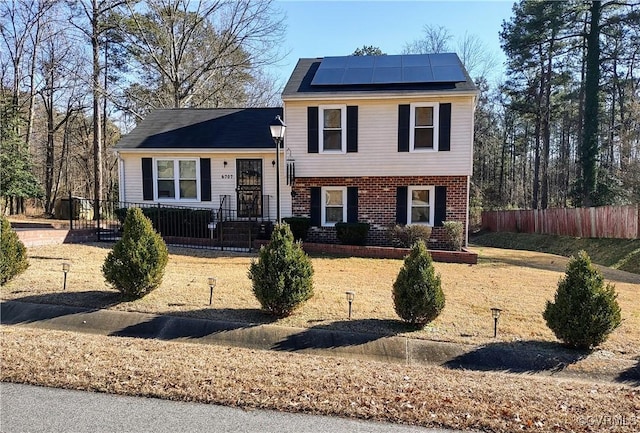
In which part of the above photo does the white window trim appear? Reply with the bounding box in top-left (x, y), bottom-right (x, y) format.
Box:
top-left (407, 185), bottom-right (435, 226)
top-left (321, 186), bottom-right (347, 227)
top-left (409, 102), bottom-right (439, 152)
top-left (153, 158), bottom-right (201, 202)
top-left (319, 105), bottom-right (347, 154)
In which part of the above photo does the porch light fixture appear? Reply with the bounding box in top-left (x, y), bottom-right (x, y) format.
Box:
top-left (345, 291), bottom-right (355, 320)
top-left (269, 115), bottom-right (286, 223)
top-left (208, 277), bottom-right (217, 305)
top-left (491, 307), bottom-right (502, 338)
top-left (223, 161), bottom-right (227, 167)
top-left (62, 262), bottom-right (70, 291)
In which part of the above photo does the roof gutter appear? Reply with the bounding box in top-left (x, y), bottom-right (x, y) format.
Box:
top-left (114, 148), bottom-right (278, 154)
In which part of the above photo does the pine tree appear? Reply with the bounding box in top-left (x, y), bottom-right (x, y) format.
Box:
top-left (248, 224), bottom-right (314, 317)
top-left (543, 250), bottom-right (621, 349)
top-left (393, 240), bottom-right (445, 327)
top-left (0, 216), bottom-right (29, 285)
top-left (102, 207), bottom-right (168, 299)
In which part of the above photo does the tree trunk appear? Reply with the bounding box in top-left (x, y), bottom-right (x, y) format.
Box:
top-left (92, 0), bottom-right (103, 220)
top-left (581, 0), bottom-right (601, 206)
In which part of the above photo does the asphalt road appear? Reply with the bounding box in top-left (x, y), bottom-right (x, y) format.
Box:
top-left (0, 382), bottom-right (463, 433)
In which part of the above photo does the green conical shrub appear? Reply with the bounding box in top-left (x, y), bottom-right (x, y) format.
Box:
top-left (393, 240), bottom-right (445, 327)
top-left (248, 223), bottom-right (314, 317)
top-left (102, 207), bottom-right (168, 299)
top-left (543, 250), bottom-right (621, 349)
top-left (0, 216), bottom-right (29, 285)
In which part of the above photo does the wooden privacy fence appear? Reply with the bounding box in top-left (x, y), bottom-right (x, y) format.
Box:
top-left (481, 205), bottom-right (639, 239)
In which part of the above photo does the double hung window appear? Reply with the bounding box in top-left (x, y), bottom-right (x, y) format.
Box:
top-left (408, 186), bottom-right (435, 225)
top-left (156, 159), bottom-right (198, 200)
top-left (321, 187), bottom-right (346, 226)
top-left (410, 103), bottom-right (439, 151)
top-left (320, 106), bottom-right (346, 152)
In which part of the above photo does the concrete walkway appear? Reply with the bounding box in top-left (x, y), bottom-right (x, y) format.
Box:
top-left (0, 300), bottom-right (466, 366)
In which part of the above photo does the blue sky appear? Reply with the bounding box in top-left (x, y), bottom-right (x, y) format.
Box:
top-left (271, 0), bottom-right (516, 86)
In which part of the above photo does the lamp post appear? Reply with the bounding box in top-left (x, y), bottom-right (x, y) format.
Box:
top-left (345, 291), bottom-right (355, 320)
top-left (62, 263), bottom-right (70, 291)
top-left (269, 115), bottom-right (286, 224)
top-left (208, 277), bottom-right (217, 305)
top-left (491, 307), bottom-right (502, 338)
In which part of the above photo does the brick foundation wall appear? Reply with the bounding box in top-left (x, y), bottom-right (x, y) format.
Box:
top-left (292, 175), bottom-right (468, 247)
top-left (16, 229), bottom-right (97, 247)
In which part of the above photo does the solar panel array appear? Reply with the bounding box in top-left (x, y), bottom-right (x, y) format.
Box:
top-left (310, 53), bottom-right (466, 86)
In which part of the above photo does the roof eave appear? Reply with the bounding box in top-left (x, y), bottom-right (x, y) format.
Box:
top-left (282, 89), bottom-right (479, 101)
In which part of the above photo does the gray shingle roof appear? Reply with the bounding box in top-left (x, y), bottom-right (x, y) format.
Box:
top-left (282, 55), bottom-right (477, 98)
top-left (115, 108), bottom-right (283, 150)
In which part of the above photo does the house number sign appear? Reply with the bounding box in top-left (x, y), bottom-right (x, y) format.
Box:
top-left (221, 174), bottom-right (233, 179)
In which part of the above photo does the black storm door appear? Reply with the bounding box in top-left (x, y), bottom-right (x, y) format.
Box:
top-left (236, 159), bottom-right (263, 218)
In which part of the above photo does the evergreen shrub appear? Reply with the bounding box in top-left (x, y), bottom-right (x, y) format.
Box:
top-left (335, 222), bottom-right (370, 245)
top-left (248, 224), bottom-right (314, 317)
top-left (102, 207), bottom-right (169, 299)
top-left (282, 217), bottom-right (311, 241)
top-left (0, 216), bottom-right (29, 285)
top-left (392, 240), bottom-right (445, 327)
top-left (543, 250), bottom-right (622, 349)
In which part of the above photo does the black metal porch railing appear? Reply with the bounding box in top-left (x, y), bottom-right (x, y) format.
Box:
top-left (73, 196), bottom-right (274, 251)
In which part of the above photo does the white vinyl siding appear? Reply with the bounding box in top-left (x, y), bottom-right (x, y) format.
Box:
top-left (117, 152), bottom-right (292, 218)
top-left (283, 97), bottom-right (474, 177)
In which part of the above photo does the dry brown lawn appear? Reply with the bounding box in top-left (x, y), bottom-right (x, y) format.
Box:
top-left (2, 242), bottom-right (639, 357)
top-left (2, 326), bottom-right (639, 433)
top-left (2, 243), bottom-right (640, 432)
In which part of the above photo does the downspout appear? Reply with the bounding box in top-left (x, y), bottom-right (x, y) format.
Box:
top-left (467, 94), bottom-right (478, 248)
top-left (116, 151), bottom-right (125, 202)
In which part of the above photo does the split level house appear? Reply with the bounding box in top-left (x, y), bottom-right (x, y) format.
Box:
top-left (115, 53), bottom-right (478, 248)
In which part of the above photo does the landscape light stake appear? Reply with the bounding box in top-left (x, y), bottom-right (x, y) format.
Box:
top-left (491, 307), bottom-right (502, 338)
top-left (62, 263), bottom-right (70, 291)
top-left (208, 277), bottom-right (217, 305)
top-left (345, 291), bottom-right (355, 320)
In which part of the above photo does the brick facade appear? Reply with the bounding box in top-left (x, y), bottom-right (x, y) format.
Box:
top-left (291, 175), bottom-right (468, 248)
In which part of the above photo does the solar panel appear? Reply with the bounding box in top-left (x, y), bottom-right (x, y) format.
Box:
top-left (311, 68), bottom-right (345, 85)
top-left (403, 66), bottom-right (433, 82)
top-left (310, 53), bottom-right (467, 86)
top-left (432, 65), bottom-right (466, 82)
top-left (343, 68), bottom-right (374, 84)
top-left (428, 53), bottom-right (460, 66)
top-left (372, 67), bottom-right (402, 83)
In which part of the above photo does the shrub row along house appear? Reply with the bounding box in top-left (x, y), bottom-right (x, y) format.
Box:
top-left (115, 53), bottom-right (478, 248)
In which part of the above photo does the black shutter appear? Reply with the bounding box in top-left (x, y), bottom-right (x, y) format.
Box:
top-left (200, 158), bottom-right (211, 201)
top-left (396, 186), bottom-right (408, 224)
top-left (398, 104), bottom-right (410, 152)
top-left (142, 158), bottom-right (153, 201)
top-left (347, 187), bottom-right (358, 223)
top-left (346, 106), bottom-right (358, 153)
top-left (439, 103), bottom-right (451, 151)
top-left (310, 187), bottom-right (321, 227)
top-left (434, 186), bottom-right (447, 227)
top-left (308, 107), bottom-right (319, 153)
